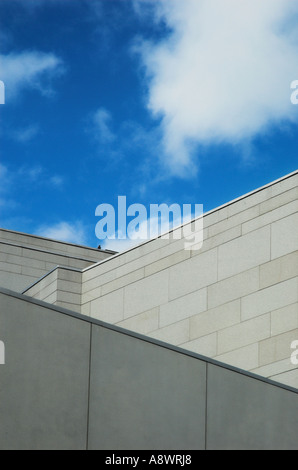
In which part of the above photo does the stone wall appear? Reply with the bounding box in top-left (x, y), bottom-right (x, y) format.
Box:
top-left (0, 229), bottom-right (114, 292)
top-left (0, 288), bottom-right (297, 450)
top-left (20, 172), bottom-right (298, 388)
top-left (80, 171), bottom-right (298, 387)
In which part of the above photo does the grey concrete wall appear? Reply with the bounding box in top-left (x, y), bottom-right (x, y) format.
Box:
top-left (0, 290), bottom-right (90, 450)
top-left (0, 289), bottom-right (297, 450)
top-left (0, 229), bottom-right (114, 293)
top-left (78, 171), bottom-right (298, 387)
top-left (24, 267), bottom-right (82, 314)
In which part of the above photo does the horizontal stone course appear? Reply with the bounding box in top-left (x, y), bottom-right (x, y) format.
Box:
top-left (242, 200), bottom-right (297, 234)
top-left (260, 252), bottom-right (298, 289)
top-left (160, 288), bottom-right (207, 328)
top-left (218, 226), bottom-right (270, 280)
top-left (259, 329), bottom-right (298, 367)
top-left (241, 278), bottom-right (298, 321)
top-left (208, 267), bottom-right (259, 309)
top-left (214, 343), bottom-right (259, 371)
top-left (1, 172), bottom-right (297, 389)
top-left (217, 314), bottom-right (271, 355)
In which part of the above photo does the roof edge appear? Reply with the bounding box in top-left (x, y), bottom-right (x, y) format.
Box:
top-left (1, 286), bottom-right (297, 395)
top-left (83, 169), bottom-right (298, 273)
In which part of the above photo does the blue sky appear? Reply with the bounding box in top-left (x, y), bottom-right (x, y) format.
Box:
top-left (0, 0), bottom-right (297, 251)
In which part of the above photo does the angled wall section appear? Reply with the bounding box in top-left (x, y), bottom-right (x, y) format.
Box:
top-left (0, 288), bottom-right (297, 450)
top-left (0, 289), bottom-right (91, 450)
top-left (0, 228), bottom-right (115, 293)
top-left (79, 171), bottom-right (298, 387)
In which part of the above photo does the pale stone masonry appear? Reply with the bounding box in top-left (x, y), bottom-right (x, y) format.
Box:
top-left (0, 229), bottom-right (115, 293)
top-left (2, 171), bottom-right (298, 388)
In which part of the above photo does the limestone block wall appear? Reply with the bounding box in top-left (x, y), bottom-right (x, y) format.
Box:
top-left (24, 267), bottom-right (82, 314)
top-left (79, 171), bottom-right (298, 388)
top-left (0, 229), bottom-right (114, 293)
top-left (1, 288), bottom-right (297, 450)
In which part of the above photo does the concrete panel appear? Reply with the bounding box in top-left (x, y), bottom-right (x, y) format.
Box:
top-left (259, 187), bottom-right (298, 215)
top-left (217, 314), bottom-right (270, 355)
top-left (0, 262), bottom-right (21, 274)
top-left (271, 303), bottom-right (298, 336)
top-left (241, 278), bottom-right (298, 321)
top-left (0, 228), bottom-right (113, 262)
top-left (0, 272), bottom-right (37, 293)
top-left (82, 269), bottom-right (116, 294)
top-left (208, 205), bottom-right (259, 238)
top-left (0, 243), bottom-right (22, 256)
top-left (145, 249), bottom-right (190, 277)
top-left (0, 292), bottom-right (90, 450)
top-left (90, 288), bottom-right (124, 323)
top-left (214, 344), bottom-right (259, 371)
top-left (116, 307), bottom-right (159, 335)
top-left (55, 279), bottom-right (82, 294)
top-left (56, 291), bottom-right (81, 305)
top-left (101, 268), bottom-right (145, 296)
top-left (272, 370), bottom-right (298, 389)
top-left (124, 270), bottom-right (169, 319)
top-left (260, 252), bottom-right (298, 289)
top-left (160, 288), bottom-right (207, 328)
top-left (226, 187), bottom-right (271, 217)
top-left (192, 225), bottom-right (241, 256)
top-left (208, 267), bottom-right (259, 309)
top-left (55, 301), bottom-right (81, 314)
top-left (206, 364), bottom-right (298, 450)
top-left (181, 333), bottom-right (217, 357)
top-left (57, 268), bottom-right (82, 282)
top-left (88, 325), bottom-right (207, 450)
top-left (242, 200), bottom-right (297, 234)
top-left (218, 226), bottom-right (270, 280)
top-left (259, 329), bottom-right (298, 367)
top-left (271, 213), bottom-right (298, 259)
top-left (149, 319), bottom-right (190, 345)
top-left (190, 300), bottom-right (240, 340)
top-left (251, 357), bottom-right (298, 380)
top-left (169, 248), bottom-right (217, 301)
top-left (270, 173), bottom-right (298, 196)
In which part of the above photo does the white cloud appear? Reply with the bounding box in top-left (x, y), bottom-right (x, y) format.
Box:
top-left (37, 222), bottom-right (87, 245)
top-left (101, 207), bottom-right (194, 253)
top-left (0, 51), bottom-right (64, 99)
top-left (12, 125), bottom-right (39, 143)
top-left (92, 108), bottom-right (116, 144)
top-left (0, 163), bottom-right (15, 214)
top-left (0, 163), bottom-right (8, 183)
top-left (101, 237), bottom-right (140, 253)
top-left (0, 163), bottom-right (10, 194)
top-left (49, 175), bottom-right (64, 188)
top-left (136, 0), bottom-right (298, 175)
top-left (0, 163), bottom-right (64, 198)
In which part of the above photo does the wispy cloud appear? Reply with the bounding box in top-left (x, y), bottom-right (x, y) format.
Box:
top-left (0, 163), bottom-right (64, 197)
top-left (0, 163), bottom-right (9, 187)
top-left (0, 163), bottom-right (16, 217)
top-left (49, 175), bottom-right (64, 188)
top-left (101, 208), bottom-right (193, 253)
top-left (16, 165), bottom-right (64, 189)
top-left (12, 125), bottom-right (40, 143)
top-left (135, 0), bottom-right (298, 175)
top-left (87, 107), bottom-right (163, 186)
top-left (37, 221), bottom-right (87, 245)
top-left (92, 108), bottom-right (116, 144)
top-left (0, 50), bottom-right (64, 100)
